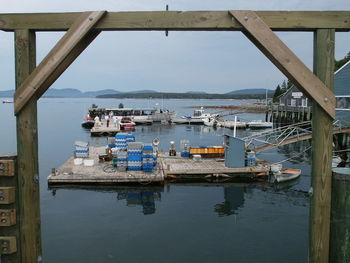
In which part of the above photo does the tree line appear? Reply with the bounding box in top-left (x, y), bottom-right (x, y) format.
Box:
top-left (97, 92), bottom-right (272, 100)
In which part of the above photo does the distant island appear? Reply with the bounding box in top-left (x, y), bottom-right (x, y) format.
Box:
top-left (0, 88), bottom-right (274, 99)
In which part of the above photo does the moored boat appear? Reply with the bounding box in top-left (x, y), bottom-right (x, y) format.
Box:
top-left (120, 117), bottom-right (136, 131)
top-left (248, 120), bottom-right (273, 129)
top-left (81, 116), bottom-right (95, 129)
top-left (173, 107), bottom-right (218, 125)
top-left (2, 99), bottom-right (13, 104)
top-left (273, 168), bottom-right (301, 183)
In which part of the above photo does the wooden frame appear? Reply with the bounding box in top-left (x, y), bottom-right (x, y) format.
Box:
top-left (1, 10), bottom-right (348, 263)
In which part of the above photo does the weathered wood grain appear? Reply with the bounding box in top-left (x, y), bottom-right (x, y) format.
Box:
top-left (15, 29), bottom-right (42, 263)
top-left (309, 29), bottom-right (335, 263)
top-left (230, 10), bottom-right (335, 119)
top-left (14, 11), bottom-right (106, 115)
top-left (330, 168), bottom-right (350, 263)
top-left (0, 11), bottom-right (350, 31)
top-left (0, 156), bottom-right (20, 263)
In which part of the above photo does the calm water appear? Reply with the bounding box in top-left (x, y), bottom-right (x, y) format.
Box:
top-left (0, 98), bottom-right (310, 262)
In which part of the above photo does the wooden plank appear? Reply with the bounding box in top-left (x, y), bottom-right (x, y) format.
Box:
top-left (15, 29), bottom-right (41, 263)
top-left (309, 29), bottom-right (335, 263)
top-left (0, 11), bottom-right (350, 32)
top-left (230, 10), bottom-right (336, 119)
top-left (14, 11), bottom-right (106, 115)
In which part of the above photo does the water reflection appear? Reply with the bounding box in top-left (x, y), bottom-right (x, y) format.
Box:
top-left (48, 181), bottom-right (309, 217)
top-left (214, 186), bottom-right (246, 216)
top-left (117, 189), bottom-right (161, 215)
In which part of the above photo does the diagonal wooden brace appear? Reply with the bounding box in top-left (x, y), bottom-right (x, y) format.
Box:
top-left (14, 11), bottom-right (107, 115)
top-left (229, 10), bottom-right (336, 119)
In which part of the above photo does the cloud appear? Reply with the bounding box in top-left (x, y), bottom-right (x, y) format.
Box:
top-left (0, 0), bottom-right (349, 92)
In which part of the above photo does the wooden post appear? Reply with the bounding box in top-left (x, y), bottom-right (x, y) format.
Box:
top-left (309, 28), bottom-right (335, 263)
top-left (330, 168), bottom-right (350, 262)
top-left (15, 29), bottom-right (42, 262)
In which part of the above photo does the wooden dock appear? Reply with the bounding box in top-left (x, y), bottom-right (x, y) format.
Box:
top-left (48, 147), bottom-right (269, 185)
top-left (90, 121), bottom-right (122, 136)
top-left (159, 154), bottom-right (269, 179)
top-left (48, 147), bottom-right (164, 184)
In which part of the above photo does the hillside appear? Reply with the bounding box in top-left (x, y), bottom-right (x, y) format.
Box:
top-left (226, 89), bottom-right (274, 95)
top-left (97, 92), bottom-right (271, 100)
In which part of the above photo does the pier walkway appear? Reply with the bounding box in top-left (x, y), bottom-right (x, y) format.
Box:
top-left (243, 120), bottom-right (350, 153)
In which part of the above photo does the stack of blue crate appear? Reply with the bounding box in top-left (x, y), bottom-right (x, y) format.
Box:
top-left (127, 142), bottom-right (143, 170)
top-left (142, 144), bottom-right (154, 173)
top-left (74, 141), bottom-right (89, 158)
top-left (115, 133), bottom-right (128, 151)
top-left (126, 133), bottom-right (135, 144)
top-left (115, 150), bottom-right (128, 171)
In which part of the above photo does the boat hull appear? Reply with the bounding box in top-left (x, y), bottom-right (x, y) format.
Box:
top-left (274, 168), bottom-right (301, 183)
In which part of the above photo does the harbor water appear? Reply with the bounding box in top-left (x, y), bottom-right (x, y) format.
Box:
top-left (0, 98), bottom-right (310, 262)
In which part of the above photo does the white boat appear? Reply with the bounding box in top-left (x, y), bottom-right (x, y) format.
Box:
top-left (216, 120), bottom-right (247, 129)
top-left (82, 105), bottom-right (174, 128)
top-left (2, 99), bottom-right (13, 104)
top-left (203, 117), bottom-right (247, 129)
top-left (248, 120), bottom-right (273, 129)
top-left (173, 107), bottom-right (218, 124)
top-left (203, 117), bottom-right (217, 127)
top-left (273, 168), bottom-right (301, 183)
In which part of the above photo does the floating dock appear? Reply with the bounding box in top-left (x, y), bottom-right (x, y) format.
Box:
top-left (90, 121), bottom-right (123, 136)
top-left (48, 146), bottom-right (269, 185)
top-left (159, 154), bottom-right (269, 179)
top-left (48, 147), bottom-right (163, 184)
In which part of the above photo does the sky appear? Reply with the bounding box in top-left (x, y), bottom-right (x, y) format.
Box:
top-left (0, 0), bottom-right (350, 93)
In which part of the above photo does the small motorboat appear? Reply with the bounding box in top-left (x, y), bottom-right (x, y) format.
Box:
top-left (273, 168), bottom-right (301, 183)
top-left (81, 117), bottom-right (95, 129)
top-left (2, 99), bottom-right (13, 104)
top-left (248, 120), bottom-right (273, 129)
top-left (120, 117), bottom-right (136, 130)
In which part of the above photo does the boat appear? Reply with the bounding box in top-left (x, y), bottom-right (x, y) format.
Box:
top-left (81, 116), bottom-right (95, 129)
top-left (120, 117), bottom-right (136, 130)
top-left (172, 107), bottom-right (218, 125)
top-left (2, 99), bottom-right (13, 104)
top-left (203, 117), bottom-right (217, 127)
top-left (216, 119), bottom-right (247, 129)
top-left (203, 117), bottom-right (247, 129)
top-left (273, 168), bottom-right (301, 183)
top-left (247, 120), bottom-right (273, 129)
top-left (81, 104), bottom-right (174, 128)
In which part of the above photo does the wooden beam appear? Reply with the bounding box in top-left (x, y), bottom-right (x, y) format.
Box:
top-left (309, 28), bottom-right (335, 263)
top-left (230, 10), bottom-right (335, 119)
top-left (15, 29), bottom-right (41, 263)
top-left (14, 11), bottom-right (106, 115)
top-left (0, 11), bottom-right (350, 32)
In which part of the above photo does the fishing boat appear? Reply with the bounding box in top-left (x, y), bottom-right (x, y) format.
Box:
top-left (273, 168), bottom-right (301, 183)
top-left (120, 117), bottom-right (136, 130)
top-left (81, 104), bottom-right (174, 128)
top-left (172, 107), bottom-right (218, 124)
top-left (247, 120), bottom-right (273, 129)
